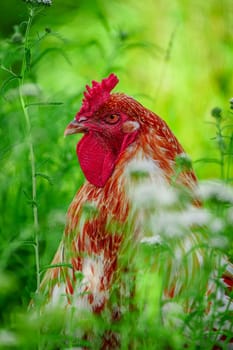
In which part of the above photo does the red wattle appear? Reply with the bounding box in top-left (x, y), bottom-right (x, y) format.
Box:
top-left (77, 133), bottom-right (116, 187)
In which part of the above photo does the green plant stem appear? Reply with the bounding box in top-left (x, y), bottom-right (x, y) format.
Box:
top-left (216, 120), bottom-right (225, 180)
top-left (18, 7), bottom-right (40, 293)
top-left (226, 133), bottom-right (233, 182)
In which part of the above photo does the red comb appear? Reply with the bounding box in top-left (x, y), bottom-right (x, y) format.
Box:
top-left (76, 73), bottom-right (119, 119)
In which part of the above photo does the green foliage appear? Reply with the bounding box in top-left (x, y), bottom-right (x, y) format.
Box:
top-left (0, 0), bottom-right (232, 349)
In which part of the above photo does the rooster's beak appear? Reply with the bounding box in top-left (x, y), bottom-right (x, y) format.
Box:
top-left (64, 118), bottom-right (88, 136)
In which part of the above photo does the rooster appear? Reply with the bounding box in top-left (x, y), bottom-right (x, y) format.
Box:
top-left (39, 74), bottom-right (233, 348)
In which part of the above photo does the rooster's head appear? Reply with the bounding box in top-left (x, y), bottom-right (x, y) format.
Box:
top-left (64, 74), bottom-right (140, 187)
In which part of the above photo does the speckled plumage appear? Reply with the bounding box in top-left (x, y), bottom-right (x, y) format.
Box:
top-left (39, 74), bottom-right (233, 348)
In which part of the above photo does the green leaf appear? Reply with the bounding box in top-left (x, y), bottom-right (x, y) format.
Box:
top-left (25, 101), bottom-right (63, 107)
top-left (35, 172), bottom-right (53, 185)
top-left (22, 189), bottom-right (32, 200)
top-left (194, 158), bottom-right (222, 165)
top-left (25, 47), bottom-right (31, 71)
top-left (31, 47), bottom-right (71, 67)
top-left (0, 65), bottom-right (19, 77)
top-left (0, 76), bottom-right (20, 96)
top-left (40, 263), bottom-right (73, 273)
top-left (222, 123), bottom-right (233, 131)
top-left (22, 240), bottom-right (36, 247)
top-left (121, 41), bottom-right (162, 56)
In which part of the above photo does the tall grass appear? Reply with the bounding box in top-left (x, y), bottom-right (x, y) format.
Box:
top-left (0, 1), bottom-right (232, 349)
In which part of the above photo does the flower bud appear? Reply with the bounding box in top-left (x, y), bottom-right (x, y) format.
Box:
top-left (211, 107), bottom-right (222, 119)
top-left (230, 97), bottom-right (233, 110)
top-left (175, 153), bottom-right (193, 171)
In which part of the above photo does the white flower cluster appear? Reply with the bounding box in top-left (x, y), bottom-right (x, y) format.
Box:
top-left (126, 158), bottom-right (159, 180)
top-left (195, 180), bottom-right (233, 204)
top-left (126, 159), bottom-right (232, 248)
top-left (139, 204), bottom-right (213, 240)
top-left (23, 0), bottom-right (52, 6)
top-left (131, 182), bottom-right (177, 209)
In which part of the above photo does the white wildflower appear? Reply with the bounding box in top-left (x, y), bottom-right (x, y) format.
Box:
top-left (126, 158), bottom-right (158, 177)
top-left (209, 217), bottom-right (224, 233)
top-left (5, 83), bottom-right (41, 101)
top-left (0, 330), bottom-right (18, 346)
top-left (140, 235), bottom-right (162, 245)
top-left (196, 180), bottom-right (233, 203)
top-left (150, 211), bottom-right (185, 237)
top-left (131, 181), bottom-right (177, 209)
top-left (226, 207), bottom-right (233, 225)
top-left (209, 236), bottom-right (228, 249)
top-left (162, 302), bottom-right (184, 328)
top-left (21, 83), bottom-right (42, 96)
top-left (149, 206), bottom-right (211, 238)
top-left (23, 0), bottom-right (52, 5)
top-left (178, 206), bottom-right (211, 227)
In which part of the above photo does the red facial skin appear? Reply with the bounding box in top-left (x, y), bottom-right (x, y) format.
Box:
top-left (67, 110), bottom-right (139, 187)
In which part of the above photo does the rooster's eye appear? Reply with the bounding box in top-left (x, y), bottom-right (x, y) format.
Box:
top-left (105, 114), bottom-right (120, 124)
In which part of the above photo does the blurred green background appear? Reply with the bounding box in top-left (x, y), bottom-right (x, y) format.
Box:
top-left (0, 0), bottom-right (232, 326)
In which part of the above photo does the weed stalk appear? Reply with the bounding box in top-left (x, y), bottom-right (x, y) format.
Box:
top-left (18, 6), bottom-right (41, 293)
